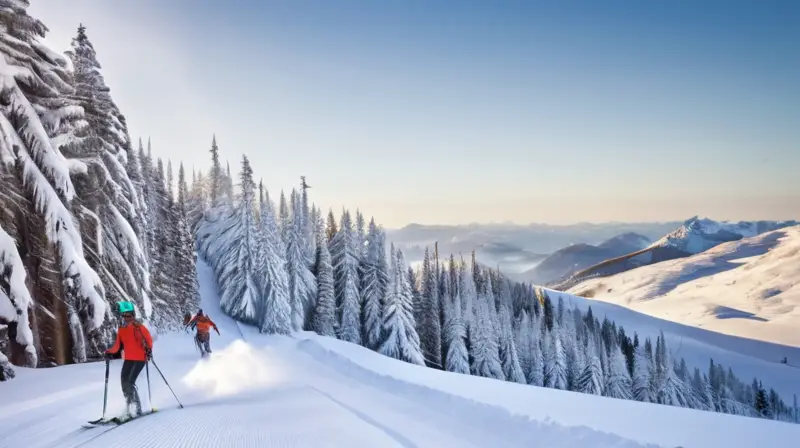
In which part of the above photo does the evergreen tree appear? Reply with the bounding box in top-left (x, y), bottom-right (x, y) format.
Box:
top-left (442, 261), bottom-right (469, 374)
top-left (66, 24), bottom-right (153, 333)
top-left (632, 344), bottom-right (654, 403)
top-left (330, 210), bottom-right (361, 344)
top-left (311, 211), bottom-right (336, 337)
top-left (284, 189), bottom-right (316, 330)
top-left (255, 186), bottom-right (292, 334)
top-left (498, 305), bottom-right (525, 383)
top-left (208, 155), bottom-right (261, 325)
top-left (419, 247), bottom-right (442, 368)
top-left (325, 209), bottom-right (338, 243)
top-left (174, 163), bottom-right (199, 312)
top-left (604, 341), bottom-right (632, 400)
top-left (470, 297), bottom-right (504, 380)
top-left (207, 135), bottom-right (223, 207)
top-left (360, 218), bottom-right (386, 350)
top-left (379, 246), bottom-right (424, 365)
top-left (577, 333), bottom-right (604, 395)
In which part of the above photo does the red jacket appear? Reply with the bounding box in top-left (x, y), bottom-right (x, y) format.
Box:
top-left (189, 315), bottom-right (219, 335)
top-left (106, 322), bottom-right (153, 361)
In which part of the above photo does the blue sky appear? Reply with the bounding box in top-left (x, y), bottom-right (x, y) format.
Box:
top-left (30, 0), bottom-right (800, 227)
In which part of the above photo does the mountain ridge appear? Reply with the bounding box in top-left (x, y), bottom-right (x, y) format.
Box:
top-left (551, 217), bottom-right (799, 290)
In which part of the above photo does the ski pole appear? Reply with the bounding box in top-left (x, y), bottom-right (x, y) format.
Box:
top-left (101, 359), bottom-right (110, 419)
top-left (149, 357), bottom-right (184, 408)
top-left (145, 360), bottom-right (153, 411)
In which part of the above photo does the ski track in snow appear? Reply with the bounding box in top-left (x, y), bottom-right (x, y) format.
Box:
top-left (1, 258), bottom-right (797, 447)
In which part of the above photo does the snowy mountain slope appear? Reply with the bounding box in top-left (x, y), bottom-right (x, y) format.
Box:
top-left (565, 225), bottom-right (800, 349)
top-left (1, 258), bottom-right (799, 448)
top-left (553, 217), bottom-right (799, 291)
top-left (521, 232), bottom-right (652, 284)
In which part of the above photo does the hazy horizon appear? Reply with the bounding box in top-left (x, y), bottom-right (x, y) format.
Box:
top-left (29, 0), bottom-right (800, 228)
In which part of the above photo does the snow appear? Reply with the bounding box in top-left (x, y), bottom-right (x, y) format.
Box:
top-left (1, 257), bottom-right (799, 448)
top-left (648, 216), bottom-right (797, 254)
top-left (0, 225), bottom-right (35, 353)
top-left (567, 226), bottom-right (800, 349)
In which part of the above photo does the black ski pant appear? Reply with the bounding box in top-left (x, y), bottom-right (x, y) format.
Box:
top-left (121, 360), bottom-right (146, 413)
top-left (196, 332), bottom-right (211, 355)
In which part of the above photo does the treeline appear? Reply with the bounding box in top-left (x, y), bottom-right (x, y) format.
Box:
top-left (1, 4), bottom-right (197, 380)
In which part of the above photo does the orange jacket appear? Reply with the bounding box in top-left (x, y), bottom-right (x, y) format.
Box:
top-left (106, 322), bottom-right (153, 361)
top-left (189, 315), bottom-right (219, 335)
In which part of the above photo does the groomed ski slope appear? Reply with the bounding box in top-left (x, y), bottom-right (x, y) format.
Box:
top-left (2, 260), bottom-right (799, 448)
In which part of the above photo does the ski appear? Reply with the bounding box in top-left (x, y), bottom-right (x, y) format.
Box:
top-left (83, 408), bottom-right (158, 428)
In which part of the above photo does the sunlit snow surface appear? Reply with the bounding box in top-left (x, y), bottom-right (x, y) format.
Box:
top-left (568, 226), bottom-right (800, 349)
top-left (1, 259), bottom-right (799, 448)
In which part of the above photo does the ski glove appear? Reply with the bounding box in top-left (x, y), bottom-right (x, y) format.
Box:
top-left (145, 347), bottom-right (153, 360)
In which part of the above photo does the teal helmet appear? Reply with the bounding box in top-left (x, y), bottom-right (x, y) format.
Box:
top-left (117, 301), bottom-right (135, 314)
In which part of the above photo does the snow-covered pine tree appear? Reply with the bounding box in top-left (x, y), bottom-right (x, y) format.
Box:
top-left (325, 209), bottom-right (338, 243)
top-left (0, 1), bottom-right (108, 366)
top-left (604, 340), bottom-right (632, 400)
top-left (653, 332), bottom-right (688, 407)
top-left (442, 259), bottom-right (469, 374)
top-left (360, 218), bottom-right (386, 350)
top-left (299, 177), bottom-right (315, 264)
top-left (469, 297), bottom-right (504, 379)
top-left (279, 191), bottom-right (290, 247)
top-left (311, 209), bottom-right (336, 337)
top-left (330, 209), bottom-right (361, 344)
top-left (378, 245), bottom-right (424, 365)
top-left (222, 161), bottom-right (234, 204)
top-left (547, 321), bottom-right (569, 390)
top-left (187, 168), bottom-right (207, 231)
top-left (458, 257), bottom-right (477, 343)
top-left (63, 24), bottom-right (155, 351)
top-left (528, 318), bottom-right (545, 387)
top-left (355, 209), bottom-right (366, 261)
top-left (206, 135), bottom-right (225, 210)
top-left (577, 333), bottom-right (604, 395)
top-left (125, 138), bottom-right (149, 255)
top-left (498, 304), bottom-right (525, 383)
top-left (147, 156), bottom-right (181, 329)
top-left (285, 189), bottom-right (316, 330)
top-left (419, 247), bottom-right (442, 369)
top-left (255, 185), bottom-right (292, 334)
top-left (515, 311), bottom-right (532, 381)
top-left (0, 224), bottom-right (38, 376)
top-left (210, 155), bottom-right (261, 325)
top-left (174, 163), bottom-right (199, 313)
top-left (632, 344), bottom-right (654, 403)
top-left (562, 313), bottom-right (584, 391)
top-left (308, 204), bottom-right (319, 267)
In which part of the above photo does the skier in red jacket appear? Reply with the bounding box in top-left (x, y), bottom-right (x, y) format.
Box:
top-left (105, 301), bottom-right (153, 416)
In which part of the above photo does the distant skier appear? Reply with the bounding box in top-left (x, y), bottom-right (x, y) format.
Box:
top-left (185, 309), bottom-right (220, 357)
top-left (104, 301), bottom-right (153, 417)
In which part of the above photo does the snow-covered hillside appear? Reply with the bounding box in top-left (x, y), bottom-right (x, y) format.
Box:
top-left (566, 225), bottom-right (800, 349)
top-left (553, 217), bottom-right (799, 291)
top-left (2, 259), bottom-right (800, 448)
top-left (649, 217), bottom-right (798, 255)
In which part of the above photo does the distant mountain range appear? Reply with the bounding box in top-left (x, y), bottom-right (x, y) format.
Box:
top-left (520, 232), bottom-right (652, 284)
top-left (551, 217), bottom-right (800, 290)
top-left (386, 221), bottom-right (681, 276)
